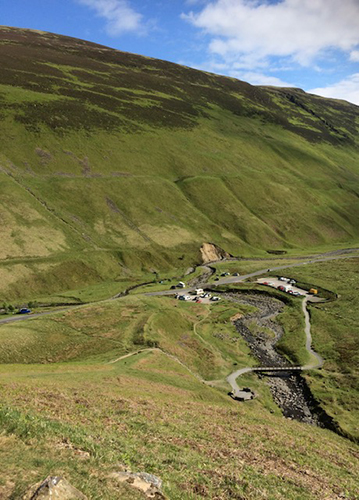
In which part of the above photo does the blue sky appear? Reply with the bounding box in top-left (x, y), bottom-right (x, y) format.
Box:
top-left (1, 0), bottom-right (359, 104)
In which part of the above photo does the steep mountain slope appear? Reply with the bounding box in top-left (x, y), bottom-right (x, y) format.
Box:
top-left (1, 26), bottom-right (359, 298)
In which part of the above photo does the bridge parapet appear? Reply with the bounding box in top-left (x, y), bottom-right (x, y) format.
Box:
top-left (252, 366), bottom-right (303, 372)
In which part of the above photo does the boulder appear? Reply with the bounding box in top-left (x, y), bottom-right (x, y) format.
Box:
top-left (23, 476), bottom-right (87, 500)
top-left (109, 470), bottom-right (166, 499)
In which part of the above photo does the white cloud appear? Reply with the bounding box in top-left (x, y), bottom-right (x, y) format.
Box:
top-left (309, 74), bottom-right (359, 105)
top-left (229, 71), bottom-right (292, 87)
top-left (183, 0), bottom-right (359, 67)
top-left (77, 0), bottom-right (146, 36)
top-left (350, 50), bottom-right (359, 62)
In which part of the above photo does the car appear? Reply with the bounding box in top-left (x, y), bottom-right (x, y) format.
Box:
top-left (18, 308), bottom-right (31, 314)
top-left (214, 277), bottom-right (219, 281)
top-left (262, 281), bottom-right (269, 285)
top-left (211, 296), bottom-right (220, 301)
top-left (291, 291), bottom-right (303, 296)
top-left (233, 272), bottom-right (240, 277)
top-left (170, 285), bottom-right (177, 289)
top-left (277, 285), bottom-right (286, 292)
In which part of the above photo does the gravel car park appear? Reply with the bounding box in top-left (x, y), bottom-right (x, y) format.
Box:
top-left (257, 277), bottom-right (309, 297)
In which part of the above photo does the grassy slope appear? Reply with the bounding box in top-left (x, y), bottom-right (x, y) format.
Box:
top-left (1, 27), bottom-right (359, 298)
top-left (0, 296), bottom-right (358, 499)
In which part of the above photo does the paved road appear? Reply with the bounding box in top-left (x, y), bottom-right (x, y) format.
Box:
top-left (145, 250), bottom-right (358, 298)
top-left (1, 248), bottom-right (357, 327)
top-left (0, 307), bottom-right (72, 325)
top-left (0, 249), bottom-right (344, 405)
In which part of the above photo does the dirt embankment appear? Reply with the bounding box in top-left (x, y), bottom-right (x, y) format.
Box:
top-left (200, 243), bottom-right (232, 264)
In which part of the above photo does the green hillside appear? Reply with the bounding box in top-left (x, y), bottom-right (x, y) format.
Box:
top-left (1, 26), bottom-right (359, 299)
top-left (1, 295), bottom-right (359, 499)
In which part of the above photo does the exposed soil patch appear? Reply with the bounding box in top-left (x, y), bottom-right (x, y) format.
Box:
top-left (200, 243), bottom-right (231, 264)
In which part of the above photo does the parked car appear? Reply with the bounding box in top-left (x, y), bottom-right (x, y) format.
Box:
top-left (18, 308), bottom-right (31, 314)
top-left (211, 296), bottom-right (220, 301)
top-left (233, 272), bottom-right (240, 276)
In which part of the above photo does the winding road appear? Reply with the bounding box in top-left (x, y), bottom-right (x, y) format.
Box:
top-left (0, 247), bottom-right (357, 327)
top-left (145, 248), bottom-right (359, 298)
top-left (0, 247), bottom-right (353, 399)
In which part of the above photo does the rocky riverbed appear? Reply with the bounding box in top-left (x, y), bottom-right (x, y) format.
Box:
top-left (222, 291), bottom-right (337, 429)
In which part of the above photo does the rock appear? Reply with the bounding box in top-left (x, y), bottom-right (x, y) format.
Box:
top-left (23, 476), bottom-right (87, 500)
top-left (109, 470), bottom-right (166, 499)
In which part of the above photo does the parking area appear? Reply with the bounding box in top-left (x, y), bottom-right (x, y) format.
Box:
top-left (256, 276), bottom-right (309, 297)
top-left (175, 291), bottom-right (221, 305)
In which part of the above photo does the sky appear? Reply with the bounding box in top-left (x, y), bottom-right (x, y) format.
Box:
top-left (1, 0), bottom-right (359, 105)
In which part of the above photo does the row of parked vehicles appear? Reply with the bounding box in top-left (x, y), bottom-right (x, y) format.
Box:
top-left (176, 292), bottom-right (221, 302)
top-left (262, 279), bottom-right (303, 296)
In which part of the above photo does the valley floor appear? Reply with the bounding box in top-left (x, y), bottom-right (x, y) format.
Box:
top-left (0, 250), bottom-right (358, 499)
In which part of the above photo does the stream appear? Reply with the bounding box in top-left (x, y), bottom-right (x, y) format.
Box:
top-left (222, 291), bottom-right (339, 430)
